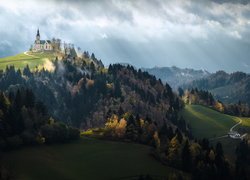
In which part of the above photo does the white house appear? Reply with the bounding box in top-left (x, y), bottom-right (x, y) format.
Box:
top-left (32, 29), bottom-right (53, 52)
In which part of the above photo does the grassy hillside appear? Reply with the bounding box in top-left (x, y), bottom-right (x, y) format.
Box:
top-left (180, 105), bottom-right (250, 139)
top-left (181, 105), bottom-right (250, 160)
top-left (1, 137), bottom-right (186, 180)
top-left (0, 52), bottom-right (57, 71)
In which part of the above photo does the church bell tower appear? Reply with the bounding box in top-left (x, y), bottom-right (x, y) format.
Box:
top-left (36, 29), bottom-right (40, 43)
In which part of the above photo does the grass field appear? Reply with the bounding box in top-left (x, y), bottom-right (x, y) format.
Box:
top-left (181, 105), bottom-right (250, 160)
top-left (1, 137), bottom-right (185, 180)
top-left (0, 52), bottom-right (56, 71)
top-left (180, 105), bottom-right (243, 139)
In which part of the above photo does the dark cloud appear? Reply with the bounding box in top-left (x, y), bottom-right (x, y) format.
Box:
top-left (0, 0), bottom-right (250, 73)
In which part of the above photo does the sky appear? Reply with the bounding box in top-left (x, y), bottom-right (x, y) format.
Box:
top-left (0, 0), bottom-right (250, 73)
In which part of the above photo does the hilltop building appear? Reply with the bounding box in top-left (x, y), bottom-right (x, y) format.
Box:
top-left (32, 29), bottom-right (53, 52)
top-left (31, 29), bottom-right (76, 57)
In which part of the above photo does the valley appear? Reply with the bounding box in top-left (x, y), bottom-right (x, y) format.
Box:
top-left (1, 1), bottom-right (250, 179)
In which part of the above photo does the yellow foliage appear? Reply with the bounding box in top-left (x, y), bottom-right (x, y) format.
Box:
top-left (153, 131), bottom-right (161, 149)
top-left (81, 129), bottom-right (93, 135)
top-left (115, 118), bottom-right (127, 138)
top-left (139, 119), bottom-right (145, 128)
top-left (169, 136), bottom-right (180, 150)
top-left (86, 79), bottom-right (95, 88)
top-left (105, 115), bottom-right (119, 129)
top-left (167, 136), bottom-right (181, 163)
top-left (106, 83), bottom-right (113, 89)
top-left (214, 101), bottom-right (224, 112)
top-left (105, 115), bottom-right (127, 138)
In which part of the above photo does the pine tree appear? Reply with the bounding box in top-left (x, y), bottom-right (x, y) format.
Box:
top-left (181, 139), bottom-right (191, 172)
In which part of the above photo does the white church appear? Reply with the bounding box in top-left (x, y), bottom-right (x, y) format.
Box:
top-left (32, 29), bottom-right (53, 52)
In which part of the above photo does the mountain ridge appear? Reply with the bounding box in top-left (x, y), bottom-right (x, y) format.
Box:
top-left (142, 66), bottom-right (210, 90)
top-left (183, 71), bottom-right (250, 104)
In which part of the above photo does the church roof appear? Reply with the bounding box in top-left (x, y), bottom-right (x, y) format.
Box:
top-left (38, 40), bottom-right (51, 45)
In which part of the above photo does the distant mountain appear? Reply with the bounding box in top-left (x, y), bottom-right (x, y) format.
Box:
top-left (142, 66), bottom-right (210, 90)
top-left (184, 71), bottom-right (250, 104)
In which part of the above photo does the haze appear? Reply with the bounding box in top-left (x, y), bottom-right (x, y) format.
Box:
top-left (0, 0), bottom-right (250, 72)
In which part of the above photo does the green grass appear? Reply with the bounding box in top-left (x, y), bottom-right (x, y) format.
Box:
top-left (180, 105), bottom-right (250, 139)
top-left (180, 105), bottom-right (240, 139)
top-left (181, 105), bottom-right (250, 160)
top-left (0, 52), bottom-right (56, 70)
top-left (1, 137), bottom-right (185, 180)
top-left (240, 117), bottom-right (250, 127)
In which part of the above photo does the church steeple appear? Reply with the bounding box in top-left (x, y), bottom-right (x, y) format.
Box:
top-left (36, 28), bottom-right (40, 41)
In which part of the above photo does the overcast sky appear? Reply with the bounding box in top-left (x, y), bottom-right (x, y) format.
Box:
top-left (0, 0), bottom-right (250, 72)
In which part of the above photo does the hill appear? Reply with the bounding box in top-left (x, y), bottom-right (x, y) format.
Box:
top-left (180, 105), bottom-right (243, 139)
top-left (1, 137), bottom-right (186, 180)
top-left (143, 66), bottom-right (210, 90)
top-left (0, 57), bottom-right (181, 129)
top-left (184, 71), bottom-right (250, 104)
top-left (181, 105), bottom-right (250, 158)
top-left (0, 51), bottom-right (57, 71)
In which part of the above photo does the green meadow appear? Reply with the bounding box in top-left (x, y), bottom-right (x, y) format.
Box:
top-left (0, 52), bottom-right (56, 71)
top-left (180, 105), bottom-right (242, 139)
top-left (181, 105), bottom-right (250, 159)
top-left (1, 137), bottom-right (186, 180)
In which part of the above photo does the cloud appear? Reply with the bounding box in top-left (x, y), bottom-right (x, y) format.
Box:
top-left (100, 33), bottom-right (108, 39)
top-left (229, 31), bottom-right (242, 39)
top-left (0, 0), bottom-right (250, 72)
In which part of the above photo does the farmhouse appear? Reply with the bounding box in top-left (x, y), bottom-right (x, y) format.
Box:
top-left (32, 29), bottom-right (53, 52)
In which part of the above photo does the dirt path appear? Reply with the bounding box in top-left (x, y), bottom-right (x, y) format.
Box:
top-left (230, 119), bottom-right (242, 132)
top-left (24, 51), bottom-right (38, 58)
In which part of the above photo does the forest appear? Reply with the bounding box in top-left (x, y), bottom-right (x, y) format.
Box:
top-left (0, 54), bottom-right (249, 180)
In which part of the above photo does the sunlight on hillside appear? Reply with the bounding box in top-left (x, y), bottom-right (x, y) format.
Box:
top-left (0, 51), bottom-right (58, 71)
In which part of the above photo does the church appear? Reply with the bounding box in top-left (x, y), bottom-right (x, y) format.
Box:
top-left (32, 29), bottom-right (53, 52)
